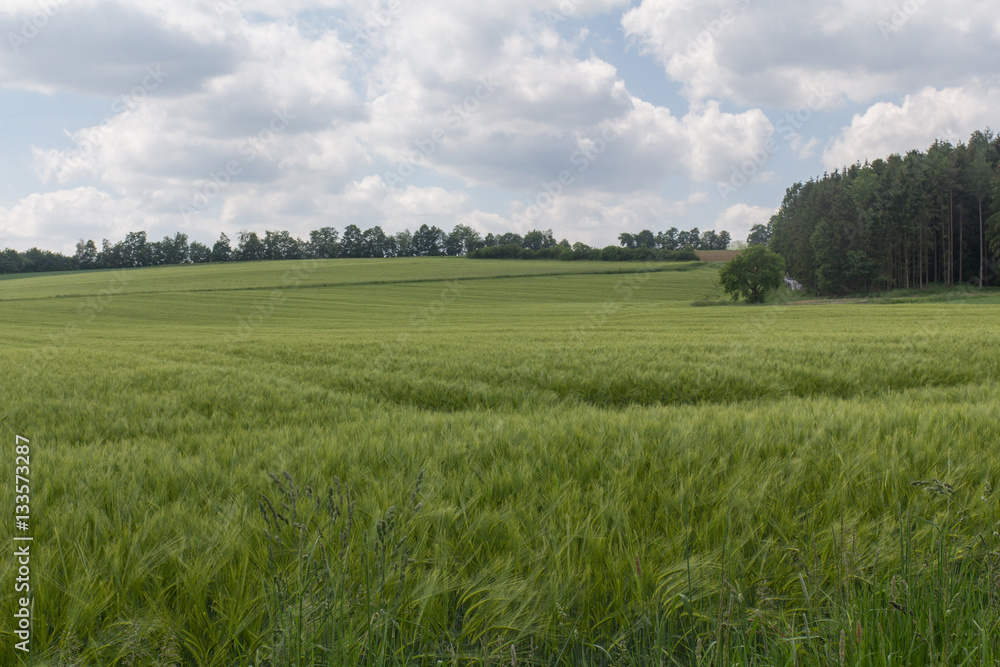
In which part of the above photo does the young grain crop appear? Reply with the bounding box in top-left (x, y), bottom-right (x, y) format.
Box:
top-left (0, 259), bottom-right (997, 664)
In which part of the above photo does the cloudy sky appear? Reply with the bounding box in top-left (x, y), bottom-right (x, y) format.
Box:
top-left (1, 0), bottom-right (998, 253)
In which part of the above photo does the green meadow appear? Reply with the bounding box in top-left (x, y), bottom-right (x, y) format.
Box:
top-left (1, 258), bottom-right (999, 665)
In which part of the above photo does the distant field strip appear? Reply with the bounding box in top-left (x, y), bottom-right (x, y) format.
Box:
top-left (0, 258), bottom-right (703, 302)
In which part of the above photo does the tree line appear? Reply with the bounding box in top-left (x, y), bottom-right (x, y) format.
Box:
top-left (469, 226), bottom-right (729, 261)
top-left (0, 223), bottom-right (731, 274)
top-left (618, 227), bottom-right (731, 251)
top-left (0, 224), bottom-right (513, 273)
top-left (468, 244), bottom-right (700, 262)
top-left (764, 129), bottom-right (1000, 295)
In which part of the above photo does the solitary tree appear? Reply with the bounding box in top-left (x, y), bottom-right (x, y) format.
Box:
top-left (719, 245), bottom-right (786, 303)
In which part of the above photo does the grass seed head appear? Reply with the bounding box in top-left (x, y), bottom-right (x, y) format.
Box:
top-left (412, 469), bottom-right (425, 510)
top-left (257, 499), bottom-right (272, 531)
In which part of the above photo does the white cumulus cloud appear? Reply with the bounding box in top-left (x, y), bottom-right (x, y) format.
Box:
top-left (622, 0), bottom-right (1000, 108)
top-left (824, 84), bottom-right (1000, 169)
top-left (714, 203), bottom-right (775, 243)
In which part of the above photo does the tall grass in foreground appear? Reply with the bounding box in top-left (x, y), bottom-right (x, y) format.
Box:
top-left (249, 466), bottom-right (999, 666)
top-left (0, 262), bottom-right (997, 664)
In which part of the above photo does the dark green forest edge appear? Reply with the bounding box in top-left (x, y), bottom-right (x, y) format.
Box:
top-left (767, 129), bottom-right (1000, 295)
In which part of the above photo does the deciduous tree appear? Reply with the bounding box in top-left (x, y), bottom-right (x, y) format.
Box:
top-left (719, 245), bottom-right (785, 303)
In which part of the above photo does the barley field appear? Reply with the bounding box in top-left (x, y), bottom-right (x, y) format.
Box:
top-left (1, 258), bottom-right (999, 666)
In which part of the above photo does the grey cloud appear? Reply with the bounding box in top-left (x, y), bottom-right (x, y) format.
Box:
top-left (625, 0), bottom-right (1000, 108)
top-left (0, 3), bottom-right (238, 96)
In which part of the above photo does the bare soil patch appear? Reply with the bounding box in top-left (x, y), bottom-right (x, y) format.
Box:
top-left (696, 250), bottom-right (741, 262)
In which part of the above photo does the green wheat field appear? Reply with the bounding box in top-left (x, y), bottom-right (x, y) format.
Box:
top-left (1, 258), bottom-right (999, 666)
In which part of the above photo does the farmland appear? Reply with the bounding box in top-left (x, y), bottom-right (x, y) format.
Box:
top-left (694, 250), bottom-right (741, 262)
top-left (1, 258), bottom-right (999, 665)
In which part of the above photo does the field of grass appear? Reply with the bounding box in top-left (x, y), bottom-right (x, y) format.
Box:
top-left (0, 258), bottom-right (704, 302)
top-left (1, 257), bottom-right (999, 665)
